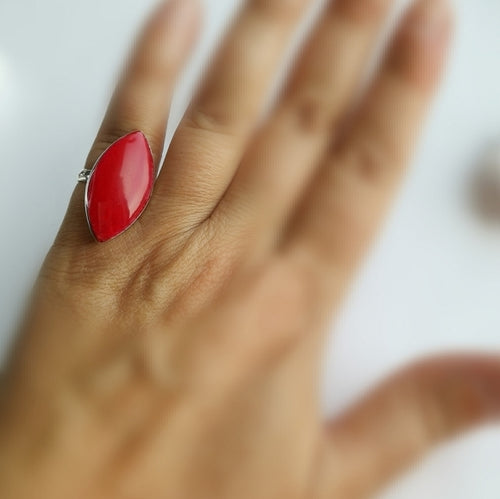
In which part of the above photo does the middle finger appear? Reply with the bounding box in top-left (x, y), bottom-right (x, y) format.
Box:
top-left (151, 0), bottom-right (314, 227)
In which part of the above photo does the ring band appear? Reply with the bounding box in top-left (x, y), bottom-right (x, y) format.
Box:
top-left (78, 169), bottom-right (91, 183)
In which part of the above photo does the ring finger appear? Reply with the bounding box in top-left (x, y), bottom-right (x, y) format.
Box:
top-left (56, 0), bottom-right (201, 247)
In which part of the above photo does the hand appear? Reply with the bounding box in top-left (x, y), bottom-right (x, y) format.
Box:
top-left (1, 0), bottom-right (499, 498)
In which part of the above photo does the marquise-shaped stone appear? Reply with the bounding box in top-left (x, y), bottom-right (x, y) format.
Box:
top-left (85, 131), bottom-right (154, 242)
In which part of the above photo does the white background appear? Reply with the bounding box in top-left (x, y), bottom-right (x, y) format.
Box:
top-left (1, 0), bottom-right (500, 497)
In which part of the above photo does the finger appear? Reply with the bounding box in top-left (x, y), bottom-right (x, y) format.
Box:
top-left (215, 0), bottom-right (396, 251)
top-left (152, 0), bottom-right (313, 227)
top-left (315, 355), bottom-right (500, 499)
top-left (286, 0), bottom-right (453, 290)
top-left (57, 0), bottom-right (201, 246)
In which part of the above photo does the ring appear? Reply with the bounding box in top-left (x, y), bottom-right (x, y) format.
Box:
top-left (77, 131), bottom-right (155, 242)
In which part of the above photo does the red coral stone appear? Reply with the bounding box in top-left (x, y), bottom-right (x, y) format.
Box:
top-left (86, 131), bottom-right (154, 242)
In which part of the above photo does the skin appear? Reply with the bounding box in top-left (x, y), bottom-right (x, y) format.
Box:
top-left (1, 0), bottom-right (500, 497)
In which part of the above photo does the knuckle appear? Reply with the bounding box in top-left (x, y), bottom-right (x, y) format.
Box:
top-left (154, 223), bottom-right (243, 317)
top-left (185, 106), bottom-right (244, 137)
top-left (291, 95), bottom-right (336, 134)
top-left (189, 261), bottom-right (310, 384)
top-left (120, 243), bottom-right (172, 312)
top-left (346, 135), bottom-right (390, 184)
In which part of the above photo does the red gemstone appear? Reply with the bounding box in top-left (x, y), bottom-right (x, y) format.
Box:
top-left (85, 131), bottom-right (154, 242)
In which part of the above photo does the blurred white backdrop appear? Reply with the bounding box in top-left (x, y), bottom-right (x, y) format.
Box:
top-left (1, 0), bottom-right (500, 497)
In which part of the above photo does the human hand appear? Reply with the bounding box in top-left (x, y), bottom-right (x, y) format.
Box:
top-left (1, 0), bottom-right (499, 498)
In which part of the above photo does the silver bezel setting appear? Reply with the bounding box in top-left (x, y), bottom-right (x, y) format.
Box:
top-left (77, 130), bottom-right (155, 243)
